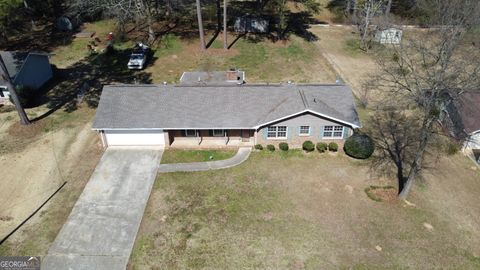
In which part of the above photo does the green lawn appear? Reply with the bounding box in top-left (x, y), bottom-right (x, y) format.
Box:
top-left (130, 151), bottom-right (480, 269)
top-left (160, 149), bottom-right (237, 164)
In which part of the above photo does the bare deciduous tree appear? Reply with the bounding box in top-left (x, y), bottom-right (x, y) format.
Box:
top-left (367, 109), bottom-right (422, 194)
top-left (371, 0), bottom-right (480, 199)
top-left (357, 0), bottom-right (387, 50)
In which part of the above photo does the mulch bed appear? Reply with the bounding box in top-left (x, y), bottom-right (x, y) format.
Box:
top-left (365, 185), bottom-right (398, 203)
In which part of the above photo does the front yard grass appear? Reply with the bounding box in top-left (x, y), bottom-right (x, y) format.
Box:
top-left (130, 152), bottom-right (480, 269)
top-left (161, 149), bottom-right (237, 164)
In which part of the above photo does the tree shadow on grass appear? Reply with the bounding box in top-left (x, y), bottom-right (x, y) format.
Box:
top-left (2, 22), bottom-right (78, 52)
top-left (30, 47), bottom-right (155, 121)
top-left (225, 2), bottom-right (325, 44)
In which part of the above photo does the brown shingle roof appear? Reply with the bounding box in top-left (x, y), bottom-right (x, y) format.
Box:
top-left (456, 91), bottom-right (480, 134)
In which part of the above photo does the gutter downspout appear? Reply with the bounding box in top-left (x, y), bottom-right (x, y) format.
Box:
top-left (99, 130), bottom-right (107, 149)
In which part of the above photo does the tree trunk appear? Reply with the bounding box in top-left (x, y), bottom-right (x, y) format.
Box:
top-left (398, 119), bottom-right (433, 199)
top-left (352, 0), bottom-right (358, 22)
top-left (143, 3), bottom-right (155, 43)
top-left (278, 0), bottom-right (287, 40)
top-left (360, 2), bottom-right (371, 50)
top-left (223, 0), bottom-right (227, 50)
top-left (147, 16), bottom-right (155, 43)
top-left (397, 161), bottom-right (404, 195)
top-left (23, 0), bottom-right (35, 30)
top-left (216, 0), bottom-right (222, 31)
top-left (196, 0), bottom-right (206, 51)
top-left (0, 57), bottom-right (30, 125)
top-left (385, 0), bottom-right (393, 16)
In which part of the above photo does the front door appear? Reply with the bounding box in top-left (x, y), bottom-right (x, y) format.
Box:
top-left (241, 130), bottom-right (251, 142)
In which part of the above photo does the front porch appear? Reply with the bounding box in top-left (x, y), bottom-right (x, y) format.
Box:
top-left (167, 129), bottom-right (255, 149)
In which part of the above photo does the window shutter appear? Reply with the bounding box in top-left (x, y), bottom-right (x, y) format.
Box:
top-left (320, 126), bottom-right (325, 138)
top-left (287, 127), bottom-right (291, 139)
top-left (263, 128), bottom-right (267, 139)
top-left (209, 130), bottom-right (213, 136)
top-left (297, 126), bottom-right (300, 135)
top-left (182, 130), bottom-right (186, 137)
top-left (343, 127), bottom-right (349, 139)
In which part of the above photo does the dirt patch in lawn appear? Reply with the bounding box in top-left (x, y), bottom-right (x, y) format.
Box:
top-left (130, 152), bottom-right (480, 269)
top-left (0, 107), bottom-right (103, 256)
top-left (310, 26), bottom-right (380, 99)
top-left (365, 185), bottom-right (398, 203)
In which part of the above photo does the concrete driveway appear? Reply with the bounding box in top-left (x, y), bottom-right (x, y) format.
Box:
top-left (43, 147), bottom-right (163, 270)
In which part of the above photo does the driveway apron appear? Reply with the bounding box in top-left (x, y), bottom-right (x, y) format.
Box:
top-left (43, 147), bottom-right (162, 270)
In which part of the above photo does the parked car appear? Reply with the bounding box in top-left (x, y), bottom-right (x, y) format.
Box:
top-left (127, 43), bottom-right (149, 70)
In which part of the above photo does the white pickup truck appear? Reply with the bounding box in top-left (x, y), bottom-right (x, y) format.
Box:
top-left (127, 43), bottom-right (149, 70)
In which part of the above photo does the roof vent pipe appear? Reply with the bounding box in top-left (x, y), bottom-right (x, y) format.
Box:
top-left (163, 81), bottom-right (167, 85)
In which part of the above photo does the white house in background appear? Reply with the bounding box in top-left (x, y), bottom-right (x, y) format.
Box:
top-left (440, 91), bottom-right (480, 165)
top-left (234, 16), bottom-right (269, 33)
top-left (374, 27), bottom-right (403, 44)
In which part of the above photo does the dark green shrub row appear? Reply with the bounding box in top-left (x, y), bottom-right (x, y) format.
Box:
top-left (255, 141), bottom-right (339, 153)
top-left (304, 141), bottom-right (337, 152)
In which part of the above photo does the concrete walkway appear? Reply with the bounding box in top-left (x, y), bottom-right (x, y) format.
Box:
top-left (43, 147), bottom-right (163, 270)
top-left (158, 147), bottom-right (251, 173)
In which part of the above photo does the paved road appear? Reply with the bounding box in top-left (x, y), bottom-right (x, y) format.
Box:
top-left (158, 147), bottom-right (251, 173)
top-left (43, 147), bottom-right (163, 270)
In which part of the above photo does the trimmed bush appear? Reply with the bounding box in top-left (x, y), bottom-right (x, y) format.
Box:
top-left (302, 141), bottom-right (315, 152)
top-left (343, 133), bottom-right (374, 159)
top-left (266, 144), bottom-right (275, 151)
top-left (279, 142), bottom-right (289, 151)
top-left (316, 142), bottom-right (328, 153)
top-left (328, 142), bottom-right (338, 152)
top-left (254, 144), bottom-right (263, 150)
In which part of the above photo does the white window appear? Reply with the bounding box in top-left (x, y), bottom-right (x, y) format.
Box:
top-left (213, 129), bottom-right (225, 137)
top-left (267, 126), bottom-right (287, 139)
top-left (299, 126), bottom-right (310, 136)
top-left (333, 126), bottom-right (344, 137)
top-left (184, 129), bottom-right (197, 137)
top-left (323, 126), bottom-right (344, 138)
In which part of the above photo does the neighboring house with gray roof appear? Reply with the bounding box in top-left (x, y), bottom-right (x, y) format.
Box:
top-left (0, 51), bottom-right (53, 101)
top-left (92, 83), bottom-right (361, 148)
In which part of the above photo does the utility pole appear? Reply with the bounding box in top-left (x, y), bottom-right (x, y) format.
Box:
top-left (0, 56), bottom-right (30, 125)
